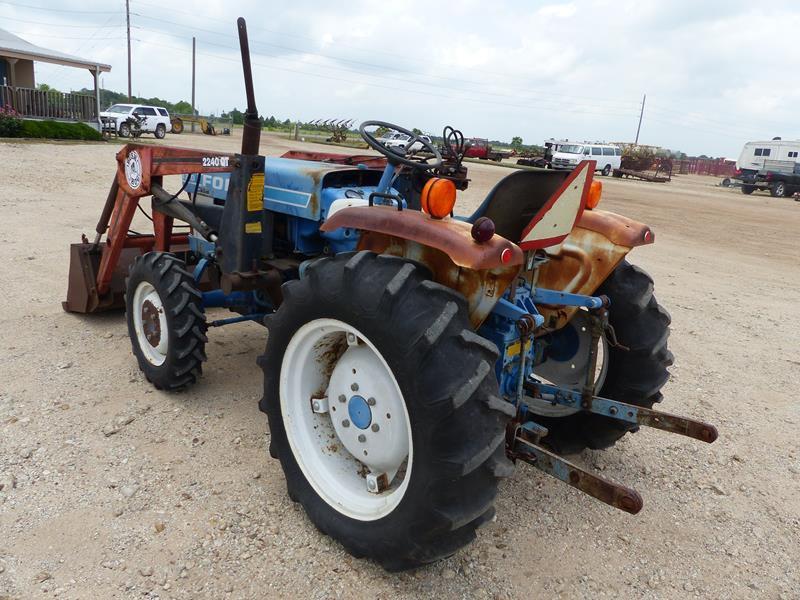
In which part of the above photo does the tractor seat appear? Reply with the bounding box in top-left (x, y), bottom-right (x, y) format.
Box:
top-left (466, 169), bottom-right (570, 242)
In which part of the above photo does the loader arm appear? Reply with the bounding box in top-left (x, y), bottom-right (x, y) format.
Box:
top-left (63, 144), bottom-right (237, 313)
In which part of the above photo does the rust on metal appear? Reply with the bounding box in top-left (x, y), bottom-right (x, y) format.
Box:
top-left (141, 299), bottom-right (161, 346)
top-left (115, 144), bottom-right (236, 197)
top-left (634, 406), bottom-right (719, 443)
top-left (322, 206), bottom-right (523, 271)
top-left (358, 233), bottom-right (518, 327)
top-left (535, 209), bottom-right (653, 332)
top-left (578, 209), bottom-right (654, 248)
top-left (514, 437), bottom-right (644, 515)
top-left (280, 150), bottom-right (387, 169)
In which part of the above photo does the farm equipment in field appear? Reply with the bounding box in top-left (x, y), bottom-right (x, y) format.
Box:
top-left (309, 118), bottom-right (355, 143)
top-left (63, 18), bottom-right (717, 572)
top-left (170, 115), bottom-right (227, 136)
top-left (613, 149), bottom-right (673, 182)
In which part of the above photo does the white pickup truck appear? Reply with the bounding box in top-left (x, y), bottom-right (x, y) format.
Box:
top-left (99, 104), bottom-right (172, 139)
top-left (379, 132), bottom-right (432, 154)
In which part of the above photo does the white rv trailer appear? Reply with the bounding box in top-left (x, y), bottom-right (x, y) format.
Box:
top-left (736, 139), bottom-right (800, 174)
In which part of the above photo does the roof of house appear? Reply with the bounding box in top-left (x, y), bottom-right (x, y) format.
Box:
top-left (0, 28), bottom-right (111, 72)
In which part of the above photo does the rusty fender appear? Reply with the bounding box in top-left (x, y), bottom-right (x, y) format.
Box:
top-left (536, 209), bottom-right (654, 331)
top-left (320, 206), bottom-right (523, 327)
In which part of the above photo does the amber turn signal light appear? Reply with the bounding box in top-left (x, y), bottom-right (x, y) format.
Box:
top-left (421, 177), bottom-right (457, 219)
top-left (587, 179), bottom-right (602, 209)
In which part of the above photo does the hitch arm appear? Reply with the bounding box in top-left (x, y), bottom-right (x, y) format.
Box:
top-left (512, 437), bottom-right (643, 514)
top-left (526, 382), bottom-right (718, 444)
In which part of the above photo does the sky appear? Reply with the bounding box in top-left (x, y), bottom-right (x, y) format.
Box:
top-left (3, 0), bottom-right (800, 157)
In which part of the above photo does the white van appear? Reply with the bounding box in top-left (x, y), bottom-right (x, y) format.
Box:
top-left (551, 142), bottom-right (622, 175)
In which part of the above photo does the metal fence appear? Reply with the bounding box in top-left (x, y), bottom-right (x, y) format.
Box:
top-left (0, 86), bottom-right (97, 121)
top-left (675, 158), bottom-right (737, 177)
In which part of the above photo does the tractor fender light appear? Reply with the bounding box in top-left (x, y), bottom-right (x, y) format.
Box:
top-left (500, 247), bottom-right (513, 264)
top-left (586, 179), bottom-right (603, 210)
top-left (471, 216), bottom-right (495, 243)
top-left (421, 177), bottom-right (457, 219)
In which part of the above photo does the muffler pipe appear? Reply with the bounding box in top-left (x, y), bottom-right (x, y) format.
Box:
top-left (237, 17), bottom-right (261, 156)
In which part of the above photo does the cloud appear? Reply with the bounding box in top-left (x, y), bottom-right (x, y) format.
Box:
top-left (5, 0), bottom-right (800, 155)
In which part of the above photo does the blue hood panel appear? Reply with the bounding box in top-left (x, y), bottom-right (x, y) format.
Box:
top-left (186, 157), bottom-right (381, 221)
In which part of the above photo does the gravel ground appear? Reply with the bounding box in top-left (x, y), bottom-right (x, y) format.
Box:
top-left (1, 131), bottom-right (799, 599)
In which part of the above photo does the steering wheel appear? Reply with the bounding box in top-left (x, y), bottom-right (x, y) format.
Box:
top-left (359, 120), bottom-right (443, 170)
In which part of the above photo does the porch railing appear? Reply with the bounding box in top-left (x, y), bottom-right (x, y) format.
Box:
top-left (0, 85), bottom-right (97, 122)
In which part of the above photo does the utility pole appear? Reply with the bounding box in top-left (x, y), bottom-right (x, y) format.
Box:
top-left (191, 36), bottom-right (196, 133)
top-left (126, 0), bottom-right (132, 101)
top-left (634, 93), bottom-right (646, 145)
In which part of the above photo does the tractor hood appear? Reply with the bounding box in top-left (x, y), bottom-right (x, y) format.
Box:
top-left (186, 157), bottom-right (383, 221)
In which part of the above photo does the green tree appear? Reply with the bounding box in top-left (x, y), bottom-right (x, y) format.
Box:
top-left (173, 100), bottom-right (193, 115)
top-left (412, 127), bottom-right (423, 136)
top-left (511, 136), bottom-right (523, 150)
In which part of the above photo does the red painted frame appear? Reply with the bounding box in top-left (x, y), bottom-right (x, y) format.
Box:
top-left (95, 144), bottom-right (236, 295)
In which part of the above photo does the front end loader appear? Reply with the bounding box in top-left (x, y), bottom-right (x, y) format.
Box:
top-left (64, 17), bottom-right (717, 571)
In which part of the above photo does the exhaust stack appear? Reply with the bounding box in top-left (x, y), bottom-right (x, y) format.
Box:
top-left (237, 17), bottom-right (261, 156)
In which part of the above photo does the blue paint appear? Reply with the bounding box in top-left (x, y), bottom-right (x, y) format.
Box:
top-left (202, 290), bottom-right (252, 309)
top-left (348, 395), bottom-right (372, 429)
top-left (531, 287), bottom-right (606, 309)
top-left (532, 382), bottom-right (641, 425)
top-left (376, 163), bottom-right (396, 194)
top-left (188, 234), bottom-right (215, 258)
top-left (542, 322), bottom-right (580, 362)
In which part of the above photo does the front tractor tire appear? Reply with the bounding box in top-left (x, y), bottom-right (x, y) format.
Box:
top-left (534, 260), bottom-right (672, 454)
top-left (125, 252), bottom-right (207, 390)
top-left (259, 251), bottom-right (514, 571)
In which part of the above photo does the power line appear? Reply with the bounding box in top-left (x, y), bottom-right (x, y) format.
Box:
top-left (131, 28), bottom-right (637, 117)
top-left (0, 13), bottom-right (123, 28)
top-left (129, 12), bottom-right (641, 111)
top-left (135, 37), bottom-right (637, 120)
top-left (0, 0), bottom-right (117, 13)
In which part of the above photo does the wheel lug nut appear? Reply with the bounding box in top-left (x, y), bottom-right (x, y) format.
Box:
top-left (371, 424), bottom-right (380, 432)
top-left (367, 397), bottom-right (376, 406)
top-left (351, 383), bottom-right (359, 392)
top-left (358, 434), bottom-right (366, 443)
top-left (342, 420), bottom-right (350, 428)
top-left (338, 394), bottom-right (346, 403)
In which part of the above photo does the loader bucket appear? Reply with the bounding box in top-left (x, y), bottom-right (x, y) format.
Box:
top-left (62, 242), bottom-right (135, 314)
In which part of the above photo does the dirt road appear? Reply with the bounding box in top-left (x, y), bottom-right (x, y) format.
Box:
top-left (1, 131), bottom-right (798, 599)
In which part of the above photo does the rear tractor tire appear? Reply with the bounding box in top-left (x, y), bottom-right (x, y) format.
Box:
top-left (125, 252), bottom-right (207, 390)
top-left (531, 260), bottom-right (672, 454)
top-left (259, 251), bottom-right (514, 571)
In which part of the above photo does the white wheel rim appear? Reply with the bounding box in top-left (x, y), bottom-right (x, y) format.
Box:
top-left (280, 319), bottom-right (412, 521)
top-left (528, 310), bottom-right (609, 417)
top-left (132, 281), bottom-right (168, 366)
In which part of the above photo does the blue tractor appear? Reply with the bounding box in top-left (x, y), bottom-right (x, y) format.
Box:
top-left (64, 19), bottom-right (717, 571)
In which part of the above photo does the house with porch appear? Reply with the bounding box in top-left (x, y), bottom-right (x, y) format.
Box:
top-left (0, 28), bottom-right (111, 128)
